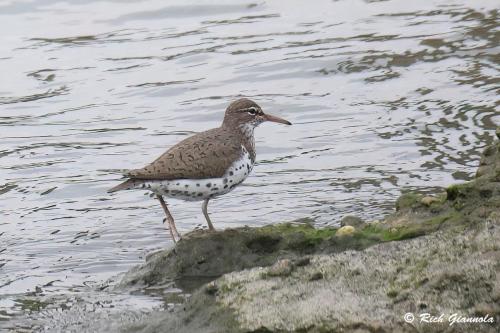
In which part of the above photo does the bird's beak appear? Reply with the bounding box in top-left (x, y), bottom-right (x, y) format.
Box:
top-left (263, 113), bottom-right (292, 125)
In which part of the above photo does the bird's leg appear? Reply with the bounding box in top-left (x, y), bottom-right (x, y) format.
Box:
top-left (161, 217), bottom-right (175, 243)
top-left (157, 195), bottom-right (181, 242)
top-left (202, 199), bottom-right (215, 231)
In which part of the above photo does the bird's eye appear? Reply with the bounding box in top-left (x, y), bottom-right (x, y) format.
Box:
top-left (247, 108), bottom-right (257, 115)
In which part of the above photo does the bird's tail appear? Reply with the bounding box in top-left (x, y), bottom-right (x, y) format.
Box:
top-left (108, 179), bottom-right (142, 193)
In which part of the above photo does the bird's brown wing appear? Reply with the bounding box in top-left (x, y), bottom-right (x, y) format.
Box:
top-left (127, 128), bottom-right (242, 180)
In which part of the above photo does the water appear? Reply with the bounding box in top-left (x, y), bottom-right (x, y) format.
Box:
top-left (0, 0), bottom-right (498, 330)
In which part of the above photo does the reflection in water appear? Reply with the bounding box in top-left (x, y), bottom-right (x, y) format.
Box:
top-left (0, 0), bottom-right (498, 330)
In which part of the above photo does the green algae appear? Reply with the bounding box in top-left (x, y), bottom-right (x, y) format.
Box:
top-left (16, 298), bottom-right (49, 312)
top-left (395, 192), bottom-right (422, 211)
top-left (356, 209), bottom-right (462, 244)
top-left (446, 182), bottom-right (475, 201)
top-left (260, 222), bottom-right (337, 239)
top-left (259, 222), bottom-right (337, 250)
top-left (386, 288), bottom-right (399, 298)
top-left (259, 207), bottom-right (461, 252)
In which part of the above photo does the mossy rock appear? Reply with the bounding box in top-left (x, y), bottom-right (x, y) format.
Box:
top-left (117, 222), bottom-right (339, 291)
top-left (446, 182), bottom-right (475, 201)
top-left (395, 192), bottom-right (423, 211)
top-left (340, 215), bottom-right (365, 228)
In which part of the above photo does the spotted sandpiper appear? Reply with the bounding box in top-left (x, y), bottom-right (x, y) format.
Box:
top-left (108, 98), bottom-right (291, 242)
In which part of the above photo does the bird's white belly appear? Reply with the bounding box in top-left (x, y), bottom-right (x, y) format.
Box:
top-left (143, 149), bottom-right (253, 202)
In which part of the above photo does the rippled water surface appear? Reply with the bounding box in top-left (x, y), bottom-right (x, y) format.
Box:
top-left (1, 0), bottom-right (499, 330)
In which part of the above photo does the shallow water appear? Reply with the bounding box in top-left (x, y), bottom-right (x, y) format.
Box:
top-left (0, 0), bottom-right (498, 330)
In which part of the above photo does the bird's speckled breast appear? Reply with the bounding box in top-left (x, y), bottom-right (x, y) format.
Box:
top-left (142, 146), bottom-right (253, 201)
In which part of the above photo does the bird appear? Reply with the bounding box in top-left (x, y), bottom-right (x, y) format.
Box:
top-left (108, 98), bottom-right (291, 242)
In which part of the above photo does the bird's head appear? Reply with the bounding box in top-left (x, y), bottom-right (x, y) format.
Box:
top-left (222, 98), bottom-right (291, 132)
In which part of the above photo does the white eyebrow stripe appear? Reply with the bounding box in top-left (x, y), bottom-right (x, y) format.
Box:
top-left (239, 106), bottom-right (259, 112)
